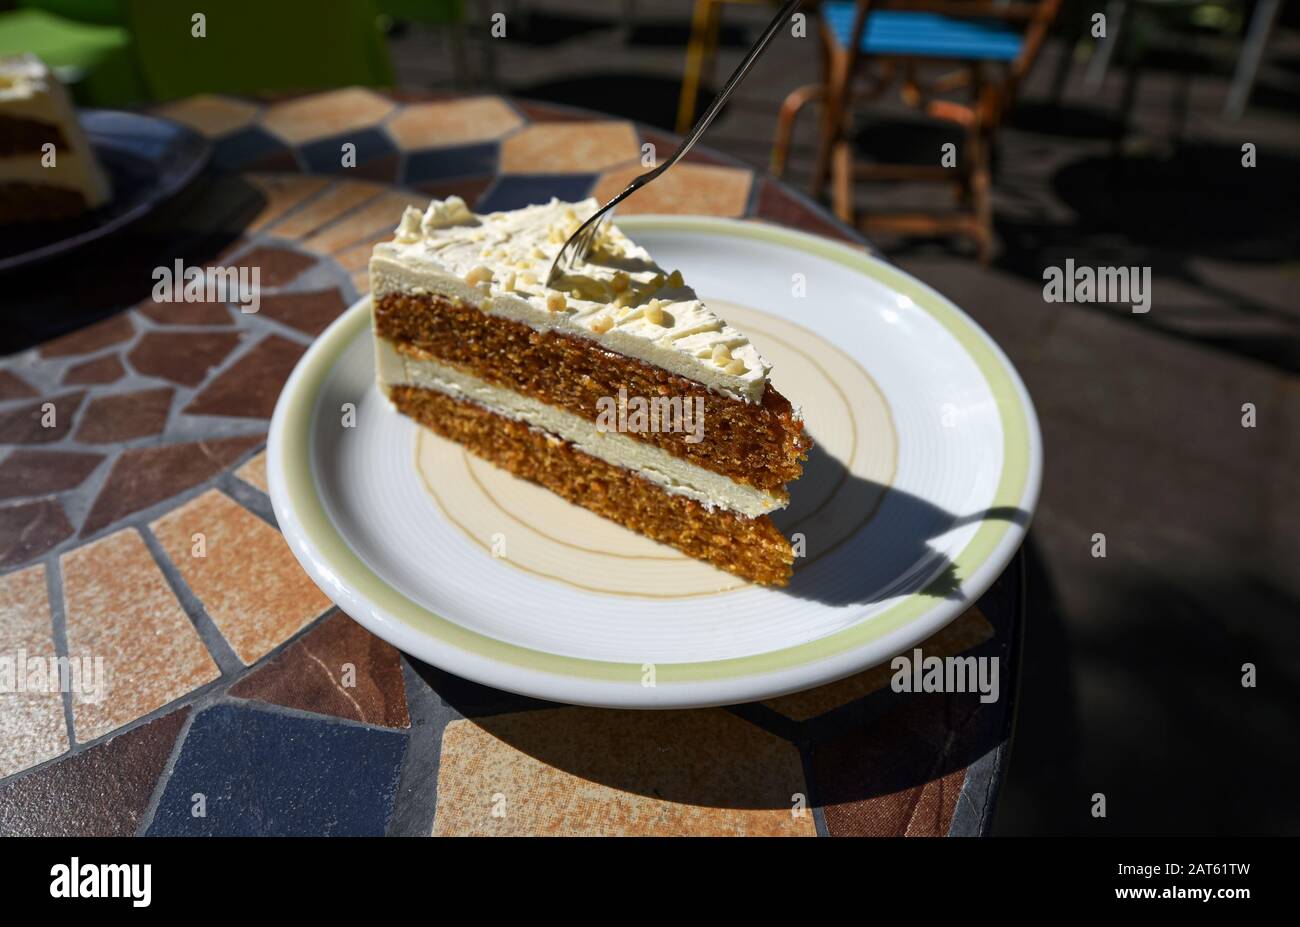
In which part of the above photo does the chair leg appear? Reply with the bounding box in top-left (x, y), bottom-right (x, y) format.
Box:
top-left (831, 139), bottom-right (855, 226)
top-left (771, 83), bottom-right (825, 178)
top-left (969, 129), bottom-right (993, 263)
top-left (812, 54), bottom-right (848, 201)
top-left (1224, 0), bottom-right (1280, 119)
top-left (676, 0), bottom-right (717, 135)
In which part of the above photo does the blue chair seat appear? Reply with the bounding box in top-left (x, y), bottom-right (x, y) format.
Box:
top-left (823, 4), bottom-right (1024, 61)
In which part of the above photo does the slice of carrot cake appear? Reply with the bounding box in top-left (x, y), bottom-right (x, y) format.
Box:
top-left (0, 54), bottom-right (110, 222)
top-left (370, 197), bottom-right (810, 585)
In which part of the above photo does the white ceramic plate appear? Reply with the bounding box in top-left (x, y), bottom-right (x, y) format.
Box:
top-left (268, 216), bottom-right (1041, 708)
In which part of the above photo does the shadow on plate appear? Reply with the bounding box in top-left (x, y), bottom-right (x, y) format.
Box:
top-left (775, 439), bottom-right (1029, 607)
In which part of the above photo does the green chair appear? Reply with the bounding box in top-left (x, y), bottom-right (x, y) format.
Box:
top-left (123, 0), bottom-right (394, 101)
top-left (19, 0), bottom-right (128, 27)
top-left (0, 7), bottom-right (146, 105)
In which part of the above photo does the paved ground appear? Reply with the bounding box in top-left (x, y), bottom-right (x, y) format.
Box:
top-left (390, 0), bottom-right (1300, 835)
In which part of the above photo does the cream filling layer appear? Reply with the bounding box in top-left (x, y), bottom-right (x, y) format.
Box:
top-left (374, 335), bottom-right (785, 518)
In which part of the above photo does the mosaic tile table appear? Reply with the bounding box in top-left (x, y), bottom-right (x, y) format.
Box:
top-left (0, 90), bottom-right (1023, 837)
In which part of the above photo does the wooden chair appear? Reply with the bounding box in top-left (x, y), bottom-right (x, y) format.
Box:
top-left (772, 0), bottom-right (1060, 261)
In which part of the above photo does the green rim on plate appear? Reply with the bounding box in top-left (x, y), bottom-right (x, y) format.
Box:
top-left (276, 217), bottom-right (1033, 685)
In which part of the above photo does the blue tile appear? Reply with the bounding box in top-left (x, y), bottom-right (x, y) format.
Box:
top-left (300, 128), bottom-right (397, 174)
top-left (477, 174), bottom-right (596, 212)
top-left (146, 703), bottom-right (407, 836)
top-left (405, 142), bottom-right (500, 183)
top-left (212, 125), bottom-right (292, 171)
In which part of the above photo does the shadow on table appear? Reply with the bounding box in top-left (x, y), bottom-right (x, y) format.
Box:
top-left (411, 658), bottom-right (1007, 815)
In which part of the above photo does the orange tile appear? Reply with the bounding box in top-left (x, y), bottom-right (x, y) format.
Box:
top-left (431, 708), bottom-right (815, 836)
top-left (61, 530), bottom-right (220, 743)
top-left (262, 88), bottom-right (396, 145)
top-left (592, 162), bottom-right (752, 217)
top-left (386, 96), bottom-right (523, 150)
top-left (264, 180), bottom-right (386, 241)
top-left (300, 191), bottom-right (427, 255)
top-left (244, 174), bottom-right (332, 233)
top-left (499, 122), bottom-right (641, 174)
top-left (150, 490), bottom-right (330, 665)
top-left (0, 565), bottom-right (69, 777)
top-left (235, 452), bottom-right (268, 494)
top-left (764, 607), bottom-right (996, 721)
top-left (154, 94), bottom-right (260, 137)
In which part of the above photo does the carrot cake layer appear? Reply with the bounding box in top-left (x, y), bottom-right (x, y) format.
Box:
top-left (390, 385), bottom-right (795, 586)
top-left (373, 291), bottom-right (807, 493)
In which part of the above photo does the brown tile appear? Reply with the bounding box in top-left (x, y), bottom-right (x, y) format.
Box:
top-left (0, 565), bottom-right (69, 778)
top-left (386, 96), bottom-right (524, 150)
top-left (150, 489), bottom-right (331, 665)
top-left (128, 331), bottom-right (243, 387)
top-left (412, 174), bottom-right (493, 208)
top-left (155, 94), bottom-right (259, 137)
top-left (38, 314), bottom-right (134, 358)
top-left (234, 451), bottom-right (268, 493)
top-left (0, 707), bottom-right (188, 836)
top-left (0, 450), bottom-right (103, 501)
top-left (300, 191), bottom-right (427, 255)
top-left (592, 162), bottom-right (752, 217)
top-left (229, 611), bottom-right (407, 727)
top-left (262, 88), bottom-right (396, 145)
top-left (135, 299), bottom-right (232, 326)
top-left (0, 370), bottom-right (38, 400)
top-left (63, 354), bottom-right (126, 385)
top-left (512, 100), bottom-right (589, 123)
top-left (351, 152), bottom-right (400, 183)
top-left (80, 435), bottom-right (261, 536)
top-left (0, 500), bottom-right (73, 568)
top-left (183, 335), bottom-right (305, 419)
top-left (764, 607), bottom-right (996, 721)
top-left (74, 388), bottom-right (173, 444)
top-left (264, 180), bottom-right (385, 240)
top-left (256, 289), bottom-right (349, 337)
top-left (62, 529), bottom-right (219, 742)
top-left (811, 693), bottom-right (994, 837)
top-left (225, 245), bottom-right (318, 288)
top-left (499, 122), bottom-right (641, 174)
top-left (243, 174), bottom-right (332, 233)
top-left (0, 391), bottom-right (86, 444)
top-left (244, 146), bottom-right (299, 173)
top-left (431, 708), bottom-right (814, 836)
top-left (757, 179), bottom-right (861, 244)
top-left (825, 768), bottom-right (967, 837)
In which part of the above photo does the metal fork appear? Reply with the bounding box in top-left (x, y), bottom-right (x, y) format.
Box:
top-left (547, 0), bottom-right (803, 287)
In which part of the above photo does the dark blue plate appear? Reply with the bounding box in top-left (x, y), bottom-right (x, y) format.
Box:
top-left (0, 109), bottom-right (211, 273)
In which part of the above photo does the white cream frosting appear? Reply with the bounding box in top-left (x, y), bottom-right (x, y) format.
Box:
top-left (0, 54), bottom-right (110, 207)
top-left (369, 196), bottom-right (772, 403)
top-left (375, 335), bottom-right (785, 518)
